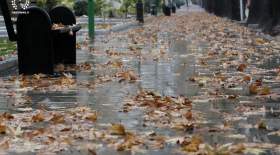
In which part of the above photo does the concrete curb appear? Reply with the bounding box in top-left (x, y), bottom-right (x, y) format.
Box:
top-left (0, 57), bottom-right (17, 72)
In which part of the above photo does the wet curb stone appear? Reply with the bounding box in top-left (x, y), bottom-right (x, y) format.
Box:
top-left (79, 16), bottom-right (154, 36)
top-left (0, 57), bottom-right (17, 72)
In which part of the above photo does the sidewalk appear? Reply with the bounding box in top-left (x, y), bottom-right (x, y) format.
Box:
top-left (0, 4), bottom-right (279, 154)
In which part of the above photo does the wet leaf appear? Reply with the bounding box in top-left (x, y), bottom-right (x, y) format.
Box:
top-left (32, 112), bottom-right (45, 122)
top-left (50, 114), bottom-right (65, 124)
top-left (181, 136), bottom-right (203, 152)
top-left (85, 112), bottom-right (98, 122)
top-left (117, 70), bottom-right (138, 82)
top-left (255, 38), bottom-right (266, 45)
top-left (204, 143), bottom-right (231, 155)
top-left (243, 75), bottom-right (251, 82)
top-left (231, 143), bottom-right (246, 154)
top-left (0, 139), bottom-right (9, 150)
top-left (0, 125), bottom-right (6, 134)
top-left (237, 64), bottom-right (247, 72)
top-left (184, 110), bottom-right (192, 120)
top-left (259, 86), bottom-right (271, 95)
top-left (257, 120), bottom-right (267, 130)
top-left (249, 84), bottom-right (258, 95)
top-left (110, 124), bottom-right (126, 136)
top-left (0, 112), bottom-right (14, 120)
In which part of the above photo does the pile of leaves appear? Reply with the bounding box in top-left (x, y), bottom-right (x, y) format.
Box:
top-left (122, 90), bottom-right (196, 131)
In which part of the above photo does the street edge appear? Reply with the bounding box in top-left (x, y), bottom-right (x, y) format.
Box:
top-left (0, 56), bottom-right (18, 72)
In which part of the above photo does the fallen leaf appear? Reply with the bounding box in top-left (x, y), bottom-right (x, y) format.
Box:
top-left (257, 120), bottom-right (267, 130)
top-left (110, 124), bottom-right (126, 136)
top-left (0, 125), bottom-right (6, 134)
top-left (237, 64), bottom-right (247, 72)
top-left (32, 112), bottom-right (45, 122)
top-left (259, 86), bottom-right (271, 95)
top-left (85, 112), bottom-right (98, 122)
top-left (243, 75), bottom-right (251, 82)
top-left (0, 139), bottom-right (9, 150)
top-left (181, 136), bottom-right (203, 152)
top-left (184, 111), bottom-right (192, 120)
top-left (50, 114), bottom-right (65, 124)
top-left (249, 84), bottom-right (258, 95)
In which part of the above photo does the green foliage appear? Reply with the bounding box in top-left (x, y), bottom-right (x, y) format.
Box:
top-left (45, 0), bottom-right (59, 11)
top-left (73, 0), bottom-right (88, 16)
top-left (0, 38), bottom-right (16, 56)
top-left (120, 0), bottom-right (137, 17)
top-left (60, 0), bottom-right (74, 8)
top-left (36, 0), bottom-right (74, 11)
top-left (95, 0), bottom-right (106, 16)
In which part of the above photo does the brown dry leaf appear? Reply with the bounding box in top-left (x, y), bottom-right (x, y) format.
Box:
top-left (228, 95), bottom-right (238, 100)
top-left (32, 112), bottom-right (45, 122)
top-left (189, 76), bottom-right (196, 82)
top-left (59, 76), bottom-right (75, 86)
top-left (231, 143), bottom-right (246, 154)
top-left (173, 123), bottom-right (194, 131)
top-left (76, 43), bottom-right (81, 49)
top-left (0, 125), bottom-right (6, 134)
top-left (79, 62), bottom-right (92, 71)
top-left (257, 120), bottom-right (267, 130)
top-left (243, 75), bottom-right (251, 82)
top-left (117, 70), bottom-right (138, 82)
top-left (88, 149), bottom-right (97, 155)
top-left (110, 124), bottom-right (126, 136)
top-left (237, 64), bottom-right (247, 72)
top-left (0, 112), bottom-right (14, 120)
top-left (181, 136), bottom-right (203, 152)
top-left (255, 79), bottom-right (262, 86)
top-left (60, 128), bottom-right (71, 132)
top-left (255, 38), bottom-right (266, 45)
top-left (50, 114), bottom-right (65, 124)
top-left (259, 86), bottom-right (271, 95)
top-left (249, 84), bottom-right (258, 95)
top-left (24, 128), bottom-right (45, 140)
top-left (204, 143), bottom-right (231, 155)
top-left (0, 139), bottom-right (9, 150)
top-left (85, 112), bottom-right (98, 122)
top-left (116, 133), bottom-right (143, 151)
top-left (106, 60), bottom-right (123, 68)
top-left (184, 111), bottom-right (192, 120)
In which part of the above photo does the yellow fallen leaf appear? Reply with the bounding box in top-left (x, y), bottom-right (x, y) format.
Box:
top-left (181, 136), bottom-right (203, 152)
top-left (110, 124), bottom-right (126, 136)
top-left (259, 86), bottom-right (271, 95)
top-left (255, 38), bottom-right (266, 45)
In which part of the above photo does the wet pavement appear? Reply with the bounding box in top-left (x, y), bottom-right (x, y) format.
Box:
top-left (0, 5), bottom-right (280, 155)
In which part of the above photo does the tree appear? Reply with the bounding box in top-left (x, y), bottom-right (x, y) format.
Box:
top-left (120, 0), bottom-right (137, 18)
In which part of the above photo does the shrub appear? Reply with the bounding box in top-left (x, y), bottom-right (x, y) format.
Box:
top-left (73, 0), bottom-right (88, 16)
